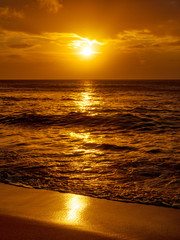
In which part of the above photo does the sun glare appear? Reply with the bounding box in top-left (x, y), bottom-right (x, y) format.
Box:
top-left (80, 47), bottom-right (94, 56)
top-left (70, 36), bottom-right (103, 57)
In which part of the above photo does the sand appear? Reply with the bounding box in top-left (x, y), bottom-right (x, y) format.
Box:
top-left (0, 183), bottom-right (179, 240)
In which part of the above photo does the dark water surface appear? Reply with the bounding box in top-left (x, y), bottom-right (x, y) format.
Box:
top-left (0, 80), bottom-right (179, 208)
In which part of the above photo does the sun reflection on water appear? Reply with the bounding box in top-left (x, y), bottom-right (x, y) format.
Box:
top-left (70, 132), bottom-right (90, 140)
top-left (78, 92), bottom-right (93, 112)
top-left (75, 81), bottom-right (99, 114)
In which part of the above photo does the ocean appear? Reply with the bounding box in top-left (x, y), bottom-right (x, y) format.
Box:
top-left (0, 80), bottom-right (179, 208)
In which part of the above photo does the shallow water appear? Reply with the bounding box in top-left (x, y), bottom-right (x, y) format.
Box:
top-left (0, 80), bottom-right (179, 208)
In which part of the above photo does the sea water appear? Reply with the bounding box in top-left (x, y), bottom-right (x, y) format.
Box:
top-left (0, 80), bottom-right (179, 208)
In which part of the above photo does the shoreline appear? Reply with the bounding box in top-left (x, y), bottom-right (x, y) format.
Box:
top-left (0, 183), bottom-right (180, 240)
top-left (2, 182), bottom-right (179, 210)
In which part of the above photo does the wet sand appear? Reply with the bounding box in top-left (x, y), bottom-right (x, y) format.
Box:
top-left (0, 183), bottom-right (179, 240)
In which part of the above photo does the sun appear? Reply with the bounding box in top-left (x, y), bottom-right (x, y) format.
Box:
top-left (80, 46), bottom-right (94, 56)
top-left (71, 37), bottom-right (103, 57)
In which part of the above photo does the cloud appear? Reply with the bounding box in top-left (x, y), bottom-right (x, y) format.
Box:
top-left (8, 43), bottom-right (34, 49)
top-left (0, 30), bottom-right (104, 60)
top-left (0, 0), bottom-right (63, 13)
top-left (7, 54), bottom-right (22, 59)
top-left (0, 0), bottom-right (64, 33)
top-left (1, 29), bottom-right (179, 63)
top-left (0, 0), bottom-right (180, 38)
top-left (37, 0), bottom-right (63, 13)
top-left (107, 30), bottom-right (180, 52)
top-left (0, 7), bottom-right (24, 18)
top-left (167, 40), bottom-right (180, 46)
top-left (0, 0), bottom-right (63, 20)
top-left (128, 44), bottom-right (145, 49)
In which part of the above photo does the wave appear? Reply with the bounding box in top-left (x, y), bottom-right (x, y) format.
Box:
top-left (0, 112), bottom-right (178, 132)
top-left (0, 96), bottom-right (51, 101)
top-left (84, 143), bottom-right (138, 152)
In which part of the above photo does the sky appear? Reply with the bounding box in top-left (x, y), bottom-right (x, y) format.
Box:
top-left (0, 0), bottom-right (180, 79)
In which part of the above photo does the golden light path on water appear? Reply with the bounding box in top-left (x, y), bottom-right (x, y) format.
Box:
top-left (75, 81), bottom-right (101, 115)
top-left (78, 92), bottom-right (92, 112)
top-left (69, 82), bottom-right (103, 157)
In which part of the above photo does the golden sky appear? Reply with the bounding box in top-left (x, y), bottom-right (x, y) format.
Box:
top-left (0, 0), bottom-right (180, 79)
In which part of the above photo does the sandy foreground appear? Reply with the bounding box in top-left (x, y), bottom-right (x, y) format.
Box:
top-left (0, 183), bottom-right (179, 240)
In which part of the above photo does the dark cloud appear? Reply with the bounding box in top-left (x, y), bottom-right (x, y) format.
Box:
top-left (57, 0), bottom-right (180, 38)
top-left (0, 0), bottom-right (180, 37)
top-left (38, 0), bottom-right (63, 13)
top-left (128, 44), bottom-right (145, 49)
top-left (0, 0), bottom-right (63, 33)
top-left (0, 0), bottom-right (63, 12)
top-left (0, 7), bottom-right (23, 19)
top-left (7, 54), bottom-right (22, 59)
top-left (152, 44), bottom-right (162, 48)
top-left (168, 40), bottom-right (180, 46)
top-left (8, 43), bottom-right (34, 48)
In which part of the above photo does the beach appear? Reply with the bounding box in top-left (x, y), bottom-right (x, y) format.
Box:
top-left (0, 183), bottom-right (179, 240)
